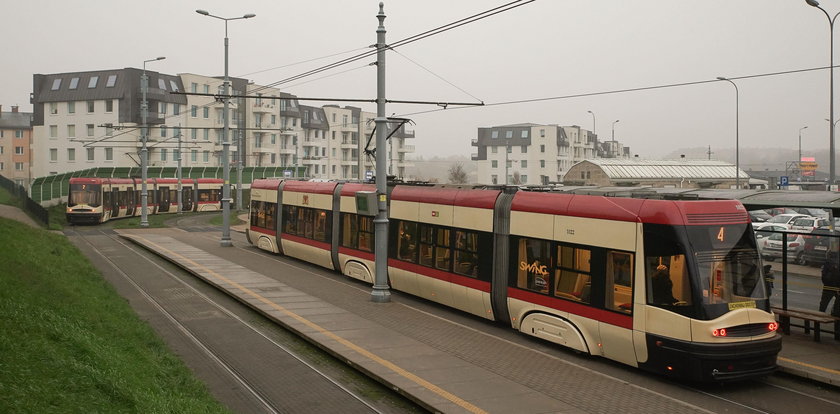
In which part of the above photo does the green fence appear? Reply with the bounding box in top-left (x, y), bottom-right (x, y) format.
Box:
top-left (30, 166), bottom-right (306, 204)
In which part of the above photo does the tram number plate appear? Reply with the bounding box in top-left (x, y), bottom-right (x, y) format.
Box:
top-left (728, 300), bottom-right (757, 311)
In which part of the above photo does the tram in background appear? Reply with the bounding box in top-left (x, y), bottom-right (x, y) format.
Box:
top-left (247, 178), bottom-right (781, 381)
top-left (66, 177), bottom-right (225, 224)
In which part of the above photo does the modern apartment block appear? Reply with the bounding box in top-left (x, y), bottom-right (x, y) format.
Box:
top-left (0, 105), bottom-right (33, 187)
top-left (29, 68), bottom-right (416, 183)
top-left (471, 123), bottom-right (629, 185)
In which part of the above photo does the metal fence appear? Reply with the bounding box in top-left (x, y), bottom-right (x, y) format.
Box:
top-left (0, 174), bottom-right (49, 226)
top-left (29, 166), bottom-right (305, 205)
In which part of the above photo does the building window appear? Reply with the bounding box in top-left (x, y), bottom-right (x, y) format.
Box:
top-left (540, 160), bottom-right (545, 168)
top-left (158, 78), bottom-right (167, 90)
top-left (161, 148), bottom-right (167, 161)
top-left (50, 148), bottom-right (58, 162)
top-left (521, 145), bottom-right (527, 153)
top-left (49, 102), bottom-right (58, 114)
top-left (105, 100), bottom-right (114, 112)
top-left (159, 102), bottom-right (167, 115)
top-left (106, 126), bottom-right (113, 136)
top-left (0, 162), bottom-right (4, 170)
top-left (521, 130), bottom-right (529, 138)
top-left (203, 151), bottom-right (209, 162)
top-left (69, 77), bottom-right (80, 89)
top-left (67, 124), bottom-right (75, 137)
top-left (521, 160), bottom-right (527, 168)
top-left (51, 78), bottom-right (62, 90)
top-left (49, 125), bottom-right (57, 138)
top-left (160, 126), bottom-right (167, 137)
top-left (105, 147), bottom-right (113, 161)
top-left (67, 148), bottom-right (75, 161)
top-left (491, 130), bottom-right (499, 139)
top-left (15, 162), bottom-right (23, 171)
top-left (491, 146), bottom-right (498, 154)
top-left (191, 150), bottom-right (197, 162)
top-left (87, 101), bottom-right (95, 113)
top-left (540, 129), bottom-right (545, 137)
top-left (67, 102), bottom-right (75, 114)
top-left (106, 75), bottom-right (117, 87)
top-left (203, 128), bottom-right (209, 141)
top-left (203, 107), bottom-right (209, 119)
top-left (191, 82), bottom-right (198, 93)
top-left (491, 160), bottom-right (498, 168)
top-left (88, 76), bottom-right (99, 88)
top-left (203, 84), bottom-right (209, 94)
top-left (87, 148), bottom-right (94, 161)
top-left (15, 130), bottom-right (23, 138)
top-left (191, 129), bottom-right (197, 140)
top-left (191, 105), bottom-right (197, 117)
top-left (15, 146), bottom-right (24, 155)
top-left (173, 103), bottom-right (180, 115)
top-left (173, 149), bottom-right (180, 161)
top-left (506, 131), bottom-right (513, 138)
top-left (540, 144), bottom-right (545, 153)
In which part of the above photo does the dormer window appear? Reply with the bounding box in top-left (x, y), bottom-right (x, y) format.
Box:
top-left (50, 78), bottom-right (62, 90)
top-left (106, 75), bottom-right (117, 87)
top-left (88, 76), bottom-right (99, 88)
top-left (69, 77), bottom-right (80, 89)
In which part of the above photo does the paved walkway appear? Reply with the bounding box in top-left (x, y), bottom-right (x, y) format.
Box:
top-left (0, 204), bottom-right (42, 228)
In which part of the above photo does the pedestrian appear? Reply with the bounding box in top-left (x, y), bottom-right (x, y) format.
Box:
top-left (819, 251), bottom-right (840, 316)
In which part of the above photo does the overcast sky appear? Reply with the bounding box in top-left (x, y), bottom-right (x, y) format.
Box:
top-left (2, 0), bottom-right (837, 164)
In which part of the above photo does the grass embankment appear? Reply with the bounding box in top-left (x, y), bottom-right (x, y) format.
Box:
top-left (0, 217), bottom-right (230, 413)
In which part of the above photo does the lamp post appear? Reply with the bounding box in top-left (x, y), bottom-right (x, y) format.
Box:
top-left (140, 56), bottom-right (166, 227)
top-left (716, 76), bottom-right (741, 189)
top-left (196, 9), bottom-right (255, 247)
top-left (611, 119), bottom-right (619, 141)
top-left (799, 126), bottom-right (809, 179)
top-left (587, 110), bottom-right (596, 134)
top-left (806, 0), bottom-right (840, 188)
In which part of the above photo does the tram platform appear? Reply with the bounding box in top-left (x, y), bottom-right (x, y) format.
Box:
top-left (114, 229), bottom-right (840, 413)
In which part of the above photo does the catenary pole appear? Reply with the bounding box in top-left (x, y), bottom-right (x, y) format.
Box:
top-left (371, 2), bottom-right (391, 303)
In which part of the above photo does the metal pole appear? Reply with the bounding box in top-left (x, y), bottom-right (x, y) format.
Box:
top-left (371, 2), bottom-right (391, 303)
top-left (587, 110), bottom-right (595, 134)
top-left (799, 126), bottom-right (808, 180)
top-left (196, 9), bottom-right (254, 245)
top-left (177, 125), bottom-right (182, 214)
top-left (140, 56), bottom-right (165, 227)
top-left (806, 1), bottom-right (839, 189)
top-left (611, 119), bottom-right (619, 141)
top-left (716, 77), bottom-right (740, 188)
top-left (236, 129), bottom-right (243, 210)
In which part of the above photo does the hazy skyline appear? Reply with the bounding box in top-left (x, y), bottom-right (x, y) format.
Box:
top-left (2, 1), bottom-right (837, 168)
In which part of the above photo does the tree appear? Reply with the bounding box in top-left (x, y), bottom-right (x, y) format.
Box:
top-left (448, 163), bottom-right (468, 184)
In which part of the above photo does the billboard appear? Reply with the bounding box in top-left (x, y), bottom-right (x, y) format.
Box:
top-left (800, 157), bottom-right (817, 177)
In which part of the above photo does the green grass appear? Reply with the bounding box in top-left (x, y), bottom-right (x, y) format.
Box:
top-left (209, 209), bottom-right (246, 227)
top-left (0, 186), bottom-right (15, 206)
top-left (0, 218), bottom-right (230, 413)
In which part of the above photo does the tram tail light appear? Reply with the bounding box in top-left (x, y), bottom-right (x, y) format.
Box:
top-left (712, 328), bottom-right (728, 337)
top-left (768, 322), bottom-right (778, 332)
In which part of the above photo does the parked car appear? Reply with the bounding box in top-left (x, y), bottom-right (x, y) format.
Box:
top-left (749, 210), bottom-right (773, 222)
top-left (764, 213), bottom-right (811, 229)
top-left (753, 223), bottom-right (787, 244)
top-left (794, 208), bottom-right (830, 219)
top-left (803, 226), bottom-right (840, 267)
top-left (765, 207), bottom-right (800, 216)
top-left (761, 232), bottom-right (806, 265)
top-left (789, 216), bottom-right (829, 233)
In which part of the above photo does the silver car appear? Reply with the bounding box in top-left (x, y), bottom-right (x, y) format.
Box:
top-left (761, 232), bottom-right (806, 265)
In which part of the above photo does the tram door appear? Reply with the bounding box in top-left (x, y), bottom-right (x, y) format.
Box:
top-left (111, 188), bottom-right (120, 219)
top-left (126, 188), bottom-right (136, 216)
top-left (158, 186), bottom-right (171, 212)
top-left (182, 185), bottom-right (194, 211)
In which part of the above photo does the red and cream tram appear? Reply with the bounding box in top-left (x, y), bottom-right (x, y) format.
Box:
top-left (66, 177), bottom-right (224, 224)
top-left (247, 179), bottom-right (781, 381)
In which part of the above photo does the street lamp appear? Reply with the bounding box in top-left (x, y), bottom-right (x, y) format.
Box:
top-left (140, 56), bottom-right (166, 227)
top-left (799, 126), bottom-right (809, 178)
top-left (587, 110), bottom-right (596, 134)
top-left (716, 76), bottom-right (741, 189)
top-left (806, 0), bottom-right (840, 188)
top-left (196, 9), bottom-right (255, 247)
top-left (611, 119), bottom-right (619, 141)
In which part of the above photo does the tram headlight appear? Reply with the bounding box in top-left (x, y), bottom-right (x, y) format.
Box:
top-left (712, 328), bottom-right (727, 337)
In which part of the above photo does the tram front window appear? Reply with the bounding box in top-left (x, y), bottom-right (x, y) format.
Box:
top-left (68, 184), bottom-right (101, 207)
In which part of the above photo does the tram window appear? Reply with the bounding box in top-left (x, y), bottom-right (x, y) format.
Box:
top-left (646, 255), bottom-right (692, 306)
top-left (606, 251), bottom-right (633, 313)
top-left (435, 228), bottom-right (452, 271)
top-left (514, 238), bottom-right (551, 294)
top-left (284, 206), bottom-right (298, 235)
top-left (302, 208), bottom-right (314, 239)
top-left (250, 201), bottom-right (262, 227)
top-left (358, 216), bottom-right (373, 252)
top-left (453, 230), bottom-right (479, 278)
top-left (313, 210), bottom-right (327, 241)
top-left (554, 245), bottom-right (591, 302)
top-left (419, 225), bottom-right (434, 267)
top-left (69, 184), bottom-right (101, 207)
top-left (396, 221), bottom-right (418, 262)
top-left (341, 213), bottom-right (358, 249)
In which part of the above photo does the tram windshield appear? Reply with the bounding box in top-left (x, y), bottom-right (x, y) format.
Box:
top-left (644, 223), bottom-right (767, 320)
top-left (68, 183), bottom-right (101, 207)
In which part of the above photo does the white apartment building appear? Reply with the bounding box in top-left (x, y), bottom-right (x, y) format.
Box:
top-left (30, 69), bottom-right (415, 182)
top-left (471, 123), bottom-right (628, 185)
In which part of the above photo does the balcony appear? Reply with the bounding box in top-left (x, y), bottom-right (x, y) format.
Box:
top-left (339, 140), bottom-right (359, 149)
top-left (252, 102), bottom-right (275, 113)
top-left (471, 138), bottom-right (478, 146)
top-left (396, 145), bottom-right (415, 153)
top-left (471, 153), bottom-right (479, 161)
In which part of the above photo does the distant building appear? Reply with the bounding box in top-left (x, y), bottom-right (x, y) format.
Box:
top-left (0, 105), bottom-right (33, 187)
top-left (563, 158), bottom-right (750, 189)
top-left (471, 123), bottom-right (630, 185)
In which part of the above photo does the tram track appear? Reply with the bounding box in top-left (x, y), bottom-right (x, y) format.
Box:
top-left (65, 225), bottom-right (403, 414)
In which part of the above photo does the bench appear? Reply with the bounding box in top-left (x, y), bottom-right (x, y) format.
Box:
top-left (771, 306), bottom-right (840, 342)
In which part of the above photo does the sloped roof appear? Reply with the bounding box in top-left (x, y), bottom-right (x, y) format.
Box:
top-left (577, 158), bottom-right (749, 180)
top-left (0, 112), bottom-right (32, 129)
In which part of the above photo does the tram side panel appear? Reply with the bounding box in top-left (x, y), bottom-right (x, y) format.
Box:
top-left (280, 183), bottom-right (337, 271)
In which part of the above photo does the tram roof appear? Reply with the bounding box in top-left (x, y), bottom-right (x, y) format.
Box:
top-left (532, 186), bottom-right (840, 213)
